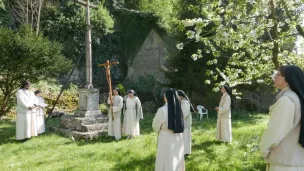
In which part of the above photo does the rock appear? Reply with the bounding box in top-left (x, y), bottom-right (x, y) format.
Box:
top-left (51, 111), bottom-right (67, 118)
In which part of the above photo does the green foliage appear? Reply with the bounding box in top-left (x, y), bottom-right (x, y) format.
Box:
top-left (179, 0), bottom-right (304, 90)
top-left (41, 1), bottom-right (122, 85)
top-left (0, 113), bottom-right (268, 170)
top-left (41, 1), bottom-right (114, 61)
top-left (0, 0), bottom-right (10, 27)
top-left (99, 103), bottom-right (109, 115)
top-left (3, 80), bottom-right (79, 116)
top-left (123, 0), bottom-right (184, 35)
top-left (0, 26), bottom-right (72, 116)
top-left (39, 83), bottom-right (79, 114)
top-left (124, 75), bottom-right (161, 100)
top-left (116, 83), bottom-right (126, 96)
top-left (112, 4), bottom-right (159, 67)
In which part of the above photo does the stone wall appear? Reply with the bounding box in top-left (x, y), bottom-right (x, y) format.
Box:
top-left (126, 29), bottom-right (167, 83)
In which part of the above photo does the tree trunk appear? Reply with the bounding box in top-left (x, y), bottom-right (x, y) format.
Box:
top-left (36, 0), bottom-right (43, 35)
top-left (270, 0), bottom-right (280, 69)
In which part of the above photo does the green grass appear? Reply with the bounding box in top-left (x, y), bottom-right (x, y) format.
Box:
top-left (0, 113), bottom-right (268, 171)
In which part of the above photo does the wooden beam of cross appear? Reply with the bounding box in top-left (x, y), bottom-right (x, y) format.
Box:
top-left (98, 60), bottom-right (119, 120)
top-left (74, 0), bottom-right (98, 89)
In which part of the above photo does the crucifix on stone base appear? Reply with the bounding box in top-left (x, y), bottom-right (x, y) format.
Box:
top-left (98, 60), bottom-right (119, 120)
top-left (74, 0), bottom-right (97, 89)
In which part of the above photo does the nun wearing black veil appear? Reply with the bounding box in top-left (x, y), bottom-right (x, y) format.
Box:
top-left (259, 65), bottom-right (304, 171)
top-left (152, 88), bottom-right (185, 171)
top-left (177, 90), bottom-right (194, 156)
top-left (215, 85), bottom-right (234, 143)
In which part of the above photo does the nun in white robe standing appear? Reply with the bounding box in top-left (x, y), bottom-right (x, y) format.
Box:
top-left (177, 90), bottom-right (194, 156)
top-left (215, 85), bottom-right (234, 143)
top-left (16, 81), bottom-right (38, 141)
top-left (153, 88), bottom-right (185, 171)
top-left (107, 87), bottom-right (123, 140)
top-left (34, 90), bottom-right (48, 134)
top-left (122, 90), bottom-right (143, 139)
top-left (259, 65), bottom-right (304, 171)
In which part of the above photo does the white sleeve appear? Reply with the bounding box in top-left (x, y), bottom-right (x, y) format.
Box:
top-left (16, 91), bottom-right (29, 108)
top-left (181, 101), bottom-right (191, 119)
top-left (40, 97), bottom-right (48, 107)
top-left (112, 97), bottom-right (123, 112)
top-left (259, 96), bottom-right (295, 158)
top-left (107, 96), bottom-right (111, 104)
top-left (219, 95), bottom-right (231, 115)
top-left (152, 108), bottom-right (165, 133)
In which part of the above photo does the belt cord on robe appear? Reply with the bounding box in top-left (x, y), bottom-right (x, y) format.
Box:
top-left (123, 97), bottom-right (139, 121)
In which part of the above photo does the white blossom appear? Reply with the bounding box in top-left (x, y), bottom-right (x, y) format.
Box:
top-left (257, 79), bottom-right (264, 83)
top-left (186, 30), bottom-right (195, 39)
top-left (212, 87), bottom-right (220, 92)
top-left (192, 54), bottom-right (198, 61)
top-left (176, 43), bottom-right (184, 50)
top-left (184, 19), bottom-right (196, 27)
top-left (205, 80), bottom-right (211, 84)
top-left (196, 18), bottom-right (203, 23)
top-left (285, 18), bottom-right (290, 23)
top-left (195, 34), bottom-right (200, 42)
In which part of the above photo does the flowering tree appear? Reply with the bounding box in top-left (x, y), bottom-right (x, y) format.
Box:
top-left (178, 0), bottom-right (304, 91)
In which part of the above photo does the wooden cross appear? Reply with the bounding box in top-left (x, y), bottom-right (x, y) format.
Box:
top-left (73, 0), bottom-right (98, 89)
top-left (98, 60), bottom-right (119, 120)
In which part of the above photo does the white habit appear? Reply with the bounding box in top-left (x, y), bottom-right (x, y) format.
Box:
top-left (122, 96), bottom-right (143, 137)
top-left (216, 93), bottom-right (232, 142)
top-left (181, 98), bottom-right (192, 155)
top-left (107, 95), bottom-right (123, 140)
top-left (16, 89), bottom-right (38, 140)
top-left (152, 104), bottom-right (185, 171)
top-left (36, 96), bottom-right (47, 134)
top-left (259, 87), bottom-right (304, 170)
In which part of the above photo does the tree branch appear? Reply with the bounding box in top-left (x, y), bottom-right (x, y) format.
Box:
top-left (270, 0), bottom-right (280, 68)
top-left (281, 0), bottom-right (304, 38)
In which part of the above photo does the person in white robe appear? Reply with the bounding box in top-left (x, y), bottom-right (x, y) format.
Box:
top-left (34, 90), bottom-right (48, 134)
top-left (153, 88), bottom-right (185, 171)
top-left (215, 85), bottom-right (233, 143)
top-left (16, 81), bottom-right (38, 141)
top-left (259, 65), bottom-right (304, 171)
top-left (177, 90), bottom-right (194, 156)
top-left (107, 87), bottom-right (123, 140)
top-left (122, 90), bottom-right (143, 139)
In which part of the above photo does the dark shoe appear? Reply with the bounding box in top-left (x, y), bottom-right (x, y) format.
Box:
top-left (19, 138), bottom-right (29, 143)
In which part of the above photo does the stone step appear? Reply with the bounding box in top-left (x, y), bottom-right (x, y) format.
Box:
top-left (78, 123), bottom-right (108, 132)
top-left (60, 115), bottom-right (108, 130)
top-left (49, 126), bottom-right (104, 140)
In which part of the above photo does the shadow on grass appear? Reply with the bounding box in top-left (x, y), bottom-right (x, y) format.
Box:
top-left (111, 152), bottom-right (155, 171)
top-left (0, 123), bottom-right (18, 145)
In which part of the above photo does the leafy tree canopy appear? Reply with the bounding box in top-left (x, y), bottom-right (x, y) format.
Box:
top-left (0, 25), bottom-right (72, 116)
top-left (178, 0), bottom-right (304, 91)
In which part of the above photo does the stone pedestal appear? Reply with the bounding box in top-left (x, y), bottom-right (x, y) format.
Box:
top-left (50, 88), bottom-right (108, 140)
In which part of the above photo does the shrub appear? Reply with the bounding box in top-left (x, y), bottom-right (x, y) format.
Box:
top-left (0, 26), bottom-right (72, 116)
top-left (99, 103), bottom-right (109, 115)
top-left (116, 83), bottom-right (126, 97)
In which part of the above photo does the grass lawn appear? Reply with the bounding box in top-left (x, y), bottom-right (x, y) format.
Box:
top-left (0, 112), bottom-right (268, 171)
